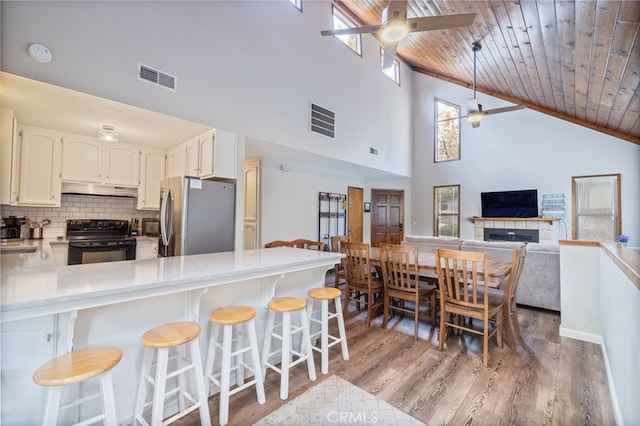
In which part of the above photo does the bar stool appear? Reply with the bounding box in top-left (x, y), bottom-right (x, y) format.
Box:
top-left (262, 296), bottom-right (316, 400)
top-left (32, 346), bottom-right (122, 426)
top-left (204, 306), bottom-right (265, 426)
top-left (133, 321), bottom-right (211, 426)
top-left (307, 287), bottom-right (349, 374)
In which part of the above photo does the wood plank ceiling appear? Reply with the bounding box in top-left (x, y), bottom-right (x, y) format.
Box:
top-left (336, 0), bottom-right (640, 144)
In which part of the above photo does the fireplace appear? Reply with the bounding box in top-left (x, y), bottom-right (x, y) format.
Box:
top-left (484, 228), bottom-right (539, 243)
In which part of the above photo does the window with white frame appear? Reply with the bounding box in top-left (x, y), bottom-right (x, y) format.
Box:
top-left (380, 48), bottom-right (400, 85)
top-left (572, 174), bottom-right (622, 242)
top-left (435, 98), bottom-right (461, 162)
top-left (434, 185), bottom-right (460, 237)
top-left (330, 5), bottom-right (362, 55)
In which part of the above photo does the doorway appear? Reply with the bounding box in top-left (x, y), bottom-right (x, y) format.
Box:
top-left (347, 186), bottom-right (363, 243)
top-left (370, 189), bottom-right (404, 247)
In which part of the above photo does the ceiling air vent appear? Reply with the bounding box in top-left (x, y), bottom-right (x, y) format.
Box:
top-left (310, 102), bottom-right (335, 139)
top-left (138, 63), bottom-right (176, 91)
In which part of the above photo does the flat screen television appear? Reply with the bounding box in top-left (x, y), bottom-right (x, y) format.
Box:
top-left (481, 189), bottom-right (538, 218)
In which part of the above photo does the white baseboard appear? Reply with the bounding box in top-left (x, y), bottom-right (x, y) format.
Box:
top-left (558, 325), bottom-right (603, 345)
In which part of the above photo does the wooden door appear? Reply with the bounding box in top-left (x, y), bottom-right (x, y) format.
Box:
top-left (371, 189), bottom-right (404, 247)
top-left (347, 186), bottom-right (363, 242)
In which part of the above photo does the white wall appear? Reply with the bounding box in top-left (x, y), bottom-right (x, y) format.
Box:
top-left (411, 74), bottom-right (640, 242)
top-left (1, 1), bottom-right (414, 177)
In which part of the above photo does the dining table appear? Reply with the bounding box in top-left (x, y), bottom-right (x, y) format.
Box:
top-left (368, 246), bottom-right (517, 349)
top-left (368, 246), bottom-right (512, 287)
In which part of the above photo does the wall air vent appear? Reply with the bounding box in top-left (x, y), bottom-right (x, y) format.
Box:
top-left (310, 102), bottom-right (335, 139)
top-left (138, 63), bottom-right (176, 91)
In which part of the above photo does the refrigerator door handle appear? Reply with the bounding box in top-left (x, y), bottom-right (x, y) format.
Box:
top-left (160, 188), bottom-right (173, 248)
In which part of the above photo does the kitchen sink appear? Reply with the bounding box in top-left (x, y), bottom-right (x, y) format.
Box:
top-left (0, 245), bottom-right (38, 254)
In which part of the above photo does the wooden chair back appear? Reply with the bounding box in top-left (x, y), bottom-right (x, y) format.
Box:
top-left (341, 241), bottom-right (373, 289)
top-left (265, 239), bottom-right (324, 250)
top-left (379, 243), bottom-right (419, 294)
top-left (436, 248), bottom-right (490, 310)
top-left (505, 245), bottom-right (527, 302)
top-left (330, 235), bottom-right (350, 253)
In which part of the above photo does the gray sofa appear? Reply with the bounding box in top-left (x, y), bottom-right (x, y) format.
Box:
top-left (402, 235), bottom-right (560, 311)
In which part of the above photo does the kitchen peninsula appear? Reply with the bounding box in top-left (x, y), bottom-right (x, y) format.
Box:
top-left (1, 247), bottom-right (342, 424)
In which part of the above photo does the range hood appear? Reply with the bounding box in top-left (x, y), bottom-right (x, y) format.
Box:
top-left (61, 182), bottom-right (138, 198)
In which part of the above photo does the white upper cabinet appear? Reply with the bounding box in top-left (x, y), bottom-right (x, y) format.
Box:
top-left (0, 108), bottom-right (17, 205)
top-left (166, 129), bottom-right (237, 180)
top-left (103, 143), bottom-right (139, 186)
top-left (61, 137), bottom-right (139, 187)
top-left (137, 147), bottom-right (165, 210)
top-left (61, 136), bottom-right (102, 182)
top-left (15, 125), bottom-right (62, 206)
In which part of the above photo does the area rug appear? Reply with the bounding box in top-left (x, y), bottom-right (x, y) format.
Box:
top-left (254, 375), bottom-right (427, 425)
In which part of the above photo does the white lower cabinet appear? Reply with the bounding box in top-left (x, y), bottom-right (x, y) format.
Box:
top-left (136, 238), bottom-right (159, 259)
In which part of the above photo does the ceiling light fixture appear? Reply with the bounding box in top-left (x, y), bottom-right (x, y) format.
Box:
top-left (380, 20), bottom-right (409, 43)
top-left (98, 125), bottom-right (119, 143)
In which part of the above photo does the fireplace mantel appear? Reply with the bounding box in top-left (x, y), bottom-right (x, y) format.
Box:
top-left (469, 217), bottom-right (558, 225)
top-left (468, 217), bottom-right (559, 244)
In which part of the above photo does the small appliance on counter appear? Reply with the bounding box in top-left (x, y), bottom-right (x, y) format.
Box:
top-left (1, 216), bottom-right (24, 241)
top-left (141, 218), bottom-right (160, 237)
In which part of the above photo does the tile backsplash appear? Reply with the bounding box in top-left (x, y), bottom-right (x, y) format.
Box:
top-left (1, 194), bottom-right (159, 239)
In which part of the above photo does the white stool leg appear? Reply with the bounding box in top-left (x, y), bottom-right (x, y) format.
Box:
top-left (236, 324), bottom-right (245, 387)
top-left (219, 324), bottom-right (232, 426)
top-left (261, 309), bottom-right (275, 379)
top-left (42, 386), bottom-right (62, 426)
top-left (134, 346), bottom-right (154, 423)
top-left (247, 319), bottom-right (266, 404)
top-left (320, 298), bottom-right (330, 374)
top-left (188, 339), bottom-right (211, 426)
top-left (299, 308), bottom-right (316, 381)
top-left (279, 312), bottom-right (291, 400)
top-left (334, 296), bottom-right (349, 361)
top-left (205, 323), bottom-right (222, 396)
top-left (151, 347), bottom-right (169, 425)
top-left (176, 345), bottom-right (188, 412)
top-left (100, 370), bottom-right (118, 425)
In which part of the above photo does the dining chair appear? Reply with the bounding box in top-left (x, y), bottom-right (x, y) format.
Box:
top-left (479, 246), bottom-right (527, 347)
top-left (379, 244), bottom-right (437, 339)
top-left (435, 248), bottom-right (504, 367)
top-left (341, 242), bottom-right (384, 327)
top-left (330, 235), bottom-right (350, 288)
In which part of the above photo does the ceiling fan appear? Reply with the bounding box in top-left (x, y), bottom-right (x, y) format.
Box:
top-left (320, 0), bottom-right (476, 69)
top-left (465, 41), bottom-right (525, 128)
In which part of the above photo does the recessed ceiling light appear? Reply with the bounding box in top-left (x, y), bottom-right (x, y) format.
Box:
top-left (28, 43), bottom-right (52, 63)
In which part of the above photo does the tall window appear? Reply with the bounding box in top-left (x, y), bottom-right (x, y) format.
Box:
top-left (572, 174), bottom-right (621, 241)
top-left (331, 5), bottom-right (362, 55)
top-left (380, 48), bottom-right (400, 85)
top-left (434, 185), bottom-right (460, 237)
top-left (435, 98), bottom-right (461, 162)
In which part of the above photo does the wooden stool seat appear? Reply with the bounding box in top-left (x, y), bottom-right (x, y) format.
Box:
top-left (209, 305), bottom-right (256, 325)
top-left (308, 287), bottom-right (342, 301)
top-left (33, 346), bottom-right (122, 425)
top-left (141, 321), bottom-right (201, 348)
top-left (268, 296), bottom-right (307, 312)
top-left (33, 346), bottom-right (122, 387)
top-left (205, 306), bottom-right (265, 425)
top-left (134, 321), bottom-right (210, 425)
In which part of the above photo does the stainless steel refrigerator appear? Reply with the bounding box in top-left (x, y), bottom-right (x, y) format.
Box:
top-left (158, 176), bottom-right (235, 257)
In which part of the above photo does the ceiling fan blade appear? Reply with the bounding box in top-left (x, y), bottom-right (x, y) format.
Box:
top-left (382, 42), bottom-right (399, 69)
top-left (408, 13), bottom-right (476, 32)
top-left (482, 105), bottom-right (526, 116)
top-left (320, 24), bottom-right (382, 37)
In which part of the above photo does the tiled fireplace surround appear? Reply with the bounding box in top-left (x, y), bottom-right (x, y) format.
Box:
top-left (472, 218), bottom-right (555, 244)
top-left (1, 194), bottom-right (159, 239)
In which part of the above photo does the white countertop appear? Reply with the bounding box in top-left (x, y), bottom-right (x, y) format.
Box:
top-left (1, 247), bottom-right (343, 322)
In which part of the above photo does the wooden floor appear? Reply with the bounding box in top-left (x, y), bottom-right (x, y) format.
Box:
top-left (176, 274), bottom-right (615, 425)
